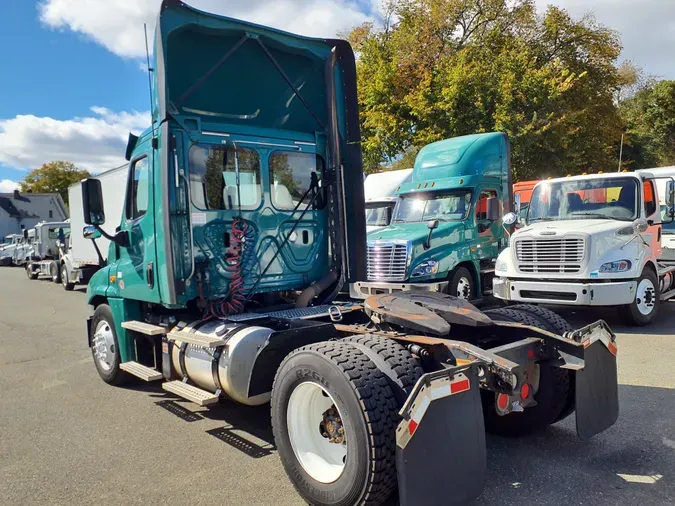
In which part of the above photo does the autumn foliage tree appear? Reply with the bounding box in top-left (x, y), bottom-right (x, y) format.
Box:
top-left (347, 0), bottom-right (625, 180)
top-left (20, 161), bottom-right (90, 206)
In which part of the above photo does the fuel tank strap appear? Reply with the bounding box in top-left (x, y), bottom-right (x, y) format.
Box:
top-left (179, 342), bottom-right (189, 379)
top-left (209, 325), bottom-right (248, 392)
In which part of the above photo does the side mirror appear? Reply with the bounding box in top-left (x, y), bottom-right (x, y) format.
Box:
top-left (634, 219), bottom-right (649, 234)
top-left (513, 193), bottom-right (521, 217)
top-left (486, 196), bottom-right (499, 221)
top-left (666, 180), bottom-right (675, 207)
top-left (83, 225), bottom-right (101, 240)
top-left (502, 212), bottom-right (518, 226)
top-left (427, 219), bottom-right (439, 230)
top-left (82, 179), bottom-right (105, 225)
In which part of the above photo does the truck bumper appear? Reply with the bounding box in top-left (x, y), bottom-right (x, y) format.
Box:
top-left (493, 277), bottom-right (637, 306)
top-left (349, 280), bottom-right (448, 299)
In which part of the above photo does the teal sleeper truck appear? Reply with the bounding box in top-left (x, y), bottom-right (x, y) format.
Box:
top-left (80, 2), bottom-right (619, 505)
top-left (351, 132), bottom-right (511, 301)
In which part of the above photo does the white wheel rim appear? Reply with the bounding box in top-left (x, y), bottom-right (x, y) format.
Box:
top-left (92, 320), bottom-right (116, 371)
top-left (456, 277), bottom-right (471, 299)
top-left (636, 278), bottom-right (656, 316)
top-left (287, 382), bottom-right (347, 483)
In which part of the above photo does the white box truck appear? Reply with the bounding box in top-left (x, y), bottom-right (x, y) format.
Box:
top-left (58, 165), bottom-right (127, 290)
top-left (493, 170), bottom-right (675, 325)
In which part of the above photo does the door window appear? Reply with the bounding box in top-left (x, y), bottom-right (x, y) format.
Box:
top-left (476, 189), bottom-right (498, 220)
top-left (269, 151), bottom-right (324, 210)
top-left (127, 156), bottom-right (149, 220)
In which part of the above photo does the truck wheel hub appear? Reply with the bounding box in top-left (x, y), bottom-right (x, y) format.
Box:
top-left (636, 279), bottom-right (656, 315)
top-left (287, 382), bottom-right (347, 483)
top-left (457, 277), bottom-right (471, 299)
top-left (92, 322), bottom-right (115, 371)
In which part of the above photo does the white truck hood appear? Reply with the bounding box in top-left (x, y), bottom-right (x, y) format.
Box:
top-left (517, 219), bottom-right (628, 237)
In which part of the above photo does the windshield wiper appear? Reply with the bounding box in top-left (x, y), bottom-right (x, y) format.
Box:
top-left (570, 212), bottom-right (611, 219)
top-left (529, 217), bottom-right (555, 222)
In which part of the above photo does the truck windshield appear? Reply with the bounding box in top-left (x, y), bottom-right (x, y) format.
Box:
top-left (528, 177), bottom-right (638, 222)
top-left (392, 190), bottom-right (472, 223)
top-left (366, 202), bottom-right (395, 227)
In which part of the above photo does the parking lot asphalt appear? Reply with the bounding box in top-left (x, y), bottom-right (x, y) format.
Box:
top-left (0, 266), bottom-right (673, 505)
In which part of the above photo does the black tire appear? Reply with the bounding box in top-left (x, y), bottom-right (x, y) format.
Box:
top-left (50, 261), bottom-right (61, 283)
top-left (447, 266), bottom-right (475, 300)
top-left (482, 306), bottom-right (571, 436)
top-left (272, 341), bottom-right (398, 506)
top-left (26, 264), bottom-right (38, 280)
top-left (62, 264), bottom-right (75, 291)
top-left (90, 304), bottom-right (127, 386)
top-left (624, 268), bottom-right (659, 326)
top-left (341, 334), bottom-right (424, 405)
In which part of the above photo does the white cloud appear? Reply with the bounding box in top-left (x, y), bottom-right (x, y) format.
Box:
top-left (0, 180), bottom-right (20, 193)
top-left (0, 107), bottom-right (150, 172)
top-left (535, 0), bottom-right (675, 79)
top-left (38, 0), bottom-right (376, 59)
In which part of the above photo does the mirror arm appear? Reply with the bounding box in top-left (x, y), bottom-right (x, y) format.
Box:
top-left (424, 229), bottom-right (433, 250)
top-left (94, 225), bottom-right (129, 248)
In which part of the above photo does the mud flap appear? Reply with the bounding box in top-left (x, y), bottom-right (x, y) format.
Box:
top-left (396, 370), bottom-right (486, 506)
top-left (575, 339), bottom-right (619, 440)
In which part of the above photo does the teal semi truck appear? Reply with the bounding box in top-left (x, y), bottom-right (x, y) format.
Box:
top-left (80, 2), bottom-right (619, 505)
top-left (351, 132), bottom-right (510, 301)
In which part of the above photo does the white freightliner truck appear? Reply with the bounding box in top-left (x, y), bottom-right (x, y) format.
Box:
top-left (58, 165), bottom-right (127, 290)
top-left (493, 171), bottom-right (675, 325)
top-left (364, 168), bottom-right (413, 232)
top-left (25, 221), bottom-right (71, 280)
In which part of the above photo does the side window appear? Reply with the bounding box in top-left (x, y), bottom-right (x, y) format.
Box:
top-left (269, 151), bottom-right (324, 210)
top-left (127, 156), bottom-right (149, 220)
top-left (644, 180), bottom-right (657, 216)
top-left (476, 189), bottom-right (498, 221)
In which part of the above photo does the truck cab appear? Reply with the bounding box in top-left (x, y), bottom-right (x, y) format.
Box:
top-left (364, 169), bottom-right (413, 232)
top-left (351, 132), bottom-right (511, 300)
top-left (494, 171), bottom-right (675, 325)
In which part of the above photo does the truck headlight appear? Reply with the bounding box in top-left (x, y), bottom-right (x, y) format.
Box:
top-left (411, 260), bottom-right (439, 277)
top-left (599, 260), bottom-right (632, 272)
top-left (495, 259), bottom-right (507, 273)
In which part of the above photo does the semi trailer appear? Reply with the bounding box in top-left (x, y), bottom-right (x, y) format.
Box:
top-left (81, 2), bottom-right (620, 505)
top-left (352, 132), bottom-right (512, 301)
top-left (59, 165), bottom-right (127, 290)
top-left (494, 171), bottom-right (675, 325)
top-left (24, 221), bottom-right (71, 281)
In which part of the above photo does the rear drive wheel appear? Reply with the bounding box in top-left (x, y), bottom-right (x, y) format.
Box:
top-left (448, 266), bottom-right (474, 300)
top-left (91, 304), bottom-right (127, 385)
top-left (62, 264), bottom-right (75, 291)
top-left (272, 342), bottom-right (398, 506)
top-left (26, 263), bottom-right (38, 280)
top-left (50, 261), bottom-right (61, 283)
top-left (625, 268), bottom-right (659, 326)
top-left (482, 306), bottom-right (571, 436)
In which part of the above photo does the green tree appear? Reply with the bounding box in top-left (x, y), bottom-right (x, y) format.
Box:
top-left (20, 161), bottom-right (90, 205)
top-left (349, 0), bottom-right (624, 180)
top-left (620, 80), bottom-right (675, 169)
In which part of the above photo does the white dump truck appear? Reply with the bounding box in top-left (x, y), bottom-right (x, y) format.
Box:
top-left (58, 164), bottom-right (127, 290)
top-left (364, 168), bottom-right (413, 232)
top-left (493, 170), bottom-right (675, 325)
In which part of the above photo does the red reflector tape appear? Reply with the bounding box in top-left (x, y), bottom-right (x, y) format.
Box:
top-left (450, 378), bottom-right (470, 394)
top-left (408, 419), bottom-right (418, 436)
top-left (607, 341), bottom-right (618, 356)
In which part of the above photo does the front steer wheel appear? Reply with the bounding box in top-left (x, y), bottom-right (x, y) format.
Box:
top-left (90, 304), bottom-right (127, 386)
top-left (624, 268), bottom-right (659, 326)
top-left (271, 341), bottom-right (398, 506)
top-left (482, 306), bottom-right (571, 436)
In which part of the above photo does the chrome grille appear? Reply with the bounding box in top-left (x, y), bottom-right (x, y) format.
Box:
top-left (515, 238), bottom-right (585, 274)
top-left (367, 242), bottom-right (409, 281)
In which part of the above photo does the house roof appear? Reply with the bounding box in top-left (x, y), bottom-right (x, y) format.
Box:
top-left (0, 192), bottom-right (69, 221)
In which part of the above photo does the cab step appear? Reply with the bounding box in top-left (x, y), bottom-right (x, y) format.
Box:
top-left (120, 361), bottom-right (163, 381)
top-left (162, 380), bottom-right (219, 406)
top-left (166, 331), bottom-right (227, 348)
top-left (121, 320), bottom-right (166, 336)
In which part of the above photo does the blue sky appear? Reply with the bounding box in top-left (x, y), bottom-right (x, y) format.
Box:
top-left (1, 0), bottom-right (673, 192)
